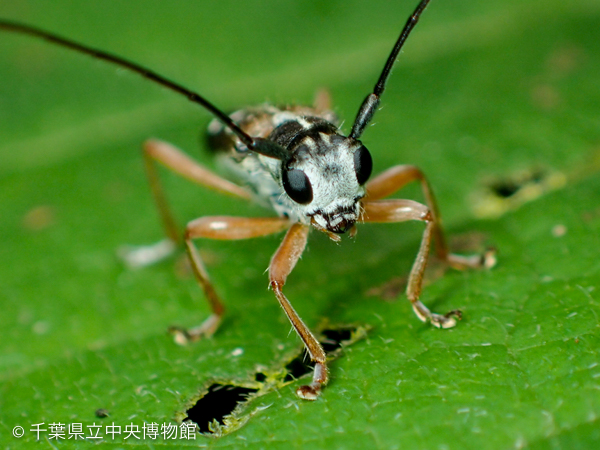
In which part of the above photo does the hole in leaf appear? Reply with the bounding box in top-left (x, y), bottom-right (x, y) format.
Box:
top-left (472, 168), bottom-right (566, 219)
top-left (254, 372), bottom-right (267, 382)
top-left (320, 328), bottom-right (352, 352)
top-left (181, 324), bottom-right (367, 436)
top-left (284, 351), bottom-right (312, 382)
top-left (184, 383), bottom-right (258, 433)
top-left (489, 169), bottom-right (547, 199)
top-left (490, 180), bottom-right (520, 198)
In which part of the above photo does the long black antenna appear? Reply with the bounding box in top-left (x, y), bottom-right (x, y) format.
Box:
top-left (350, 0), bottom-right (431, 140)
top-left (0, 19), bottom-right (288, 160)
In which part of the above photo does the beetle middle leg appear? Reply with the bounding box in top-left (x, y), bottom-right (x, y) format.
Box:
top-left (121, 138), bottom-right (292, 343)
top-left (171, 215), bottom-right (292, 344)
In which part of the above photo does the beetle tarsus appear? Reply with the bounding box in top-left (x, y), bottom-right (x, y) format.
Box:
top-left (296, 361), bottom-right (328, 400)
top-left (169, 313), bottom-right (222, 345)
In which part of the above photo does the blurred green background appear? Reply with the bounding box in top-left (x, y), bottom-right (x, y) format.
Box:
top-left (1, 0), bottom-right (599, 448)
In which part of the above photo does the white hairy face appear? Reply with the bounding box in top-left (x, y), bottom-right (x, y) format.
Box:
top-left (281, 132), bottom-right (372, 234)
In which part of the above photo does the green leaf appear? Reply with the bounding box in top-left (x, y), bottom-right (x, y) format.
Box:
top-left (1, 0), bottom-right (599, 448)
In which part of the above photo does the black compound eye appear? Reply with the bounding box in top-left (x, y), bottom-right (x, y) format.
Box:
top-left (354, 145), bottom-right (373, 185)
top-left (282, 169), bottom-right (313, 205)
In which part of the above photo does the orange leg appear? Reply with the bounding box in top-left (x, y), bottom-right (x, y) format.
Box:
top-left (268, 224), bottom-right (327, 400)
top-left (182, 218), bottom-right (327, 400)
top-left (134, 139), bottom-right (325, 388)
top-left (121, 139), bottom-right (252, 268)
top-left (143, 139), bottom-right (252, 243)
top-left (170, 215), bottom-right (291, 344)
top-left (366, 165), bottom-right (494, 270)
top-left (313, 89), bottom-right (332, 114)
top-left (362, 199), bottom-right (465, 328)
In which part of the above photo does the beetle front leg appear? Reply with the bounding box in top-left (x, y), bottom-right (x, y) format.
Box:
top-left (362, 199), bottom-right (463, 329)
top-left (171, 216), bottom-right (291, 345)
top-left (366, 164), bottom-right (495, 270)
top-left (269, 223), bottom-right (328, 400)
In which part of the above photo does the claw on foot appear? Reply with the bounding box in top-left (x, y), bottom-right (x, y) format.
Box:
top-left (295, 361), bottom-right (327, 400)
top-left (296, 384), bottom-right (321, 401)
top-left (447, 247), bottom-right (497, 271)
top-left (168, 314), bottom-right (222, 346)
top-left (482, 247), bottom-right (497, 270)
top-left (429, 309), bottom-right (462, 329)
top-left (412, 302), bottom-right (461, 329)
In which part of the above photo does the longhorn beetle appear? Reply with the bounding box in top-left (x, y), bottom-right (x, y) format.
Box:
top-left (1, 0), bottom-right (494, 400)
